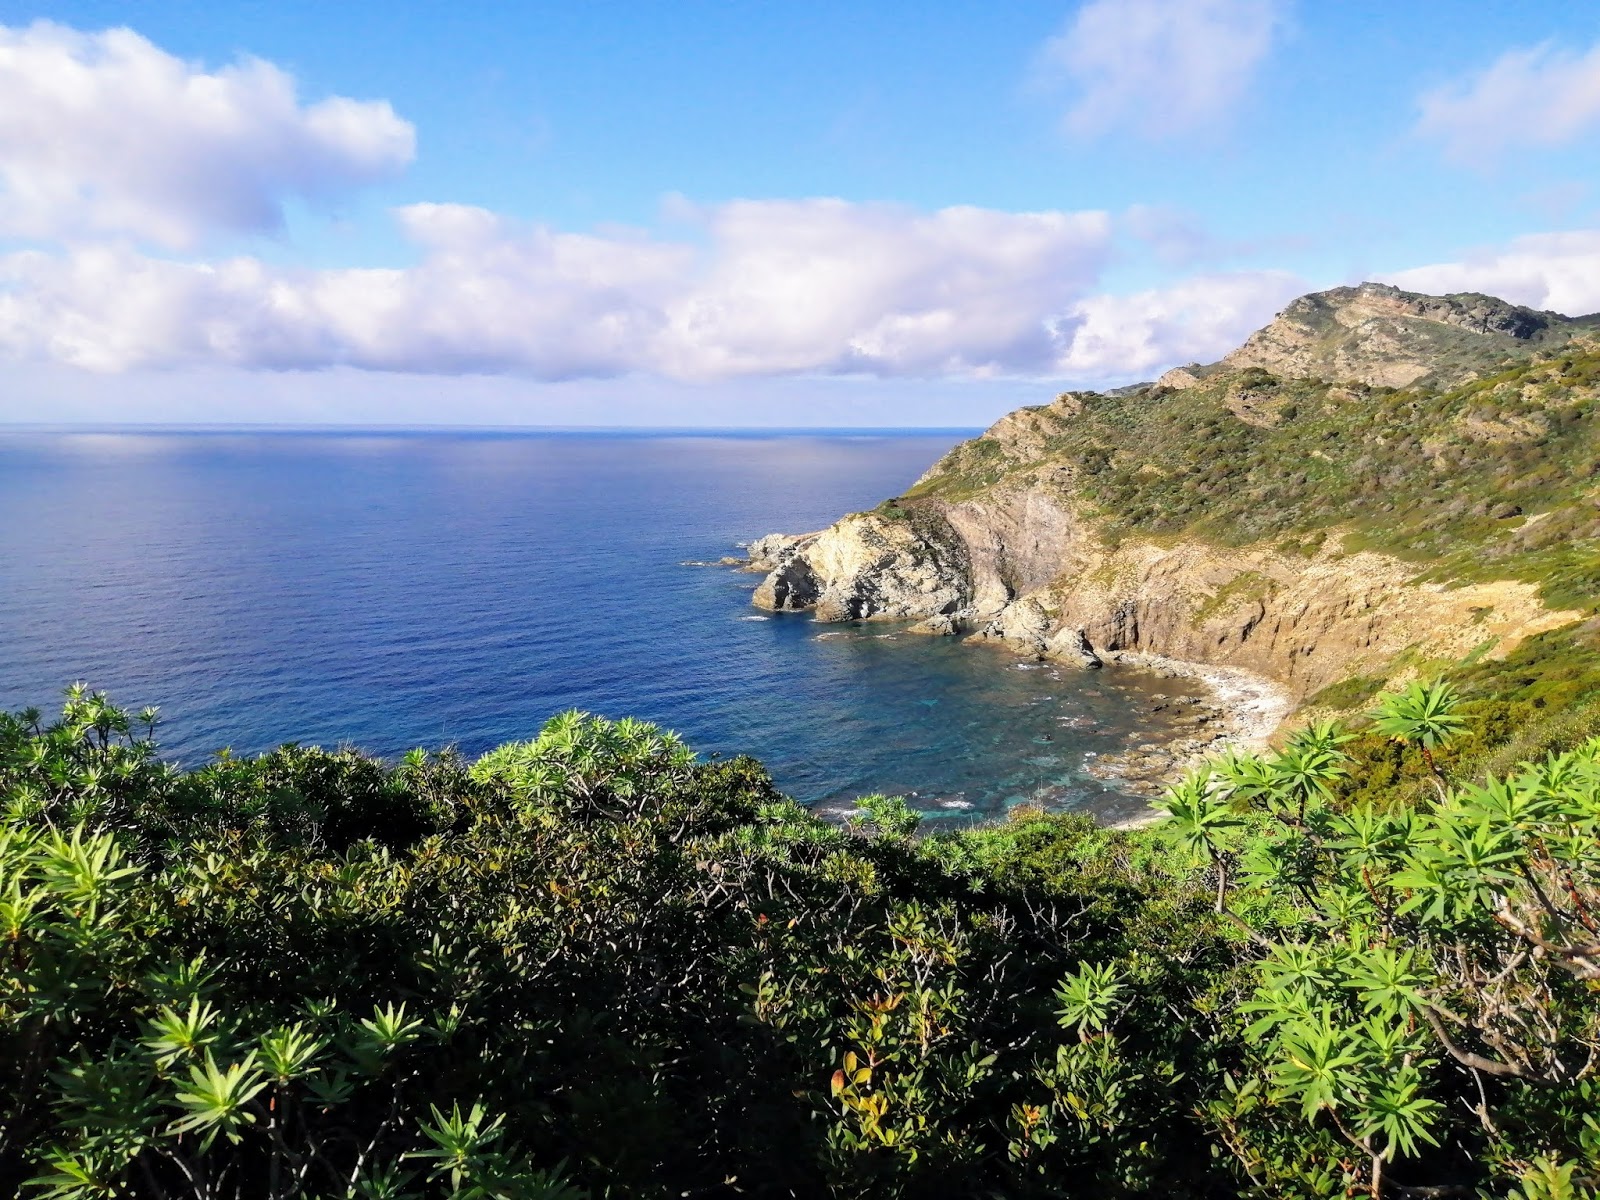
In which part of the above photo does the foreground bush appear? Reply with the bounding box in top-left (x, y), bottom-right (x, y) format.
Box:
top-left (1161, 691), bottom-right (1600, 1198)
top-left (1, 685), bottom-right (1597, 1197)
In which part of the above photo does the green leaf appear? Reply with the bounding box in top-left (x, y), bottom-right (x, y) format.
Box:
top-left (1055, 961), bottom-right (1124, 1036)
top-left (1355, 1065), bottom-right (1442, 1160)
top-left (166, 1052), bottom-right (268, 1148)
top-left (1368, 680), bottom-right (1465, 752)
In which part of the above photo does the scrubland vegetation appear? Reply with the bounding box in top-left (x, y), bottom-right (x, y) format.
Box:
top-left (4, 681), bottom-right (1599, 1199)
top-left (907, 344), bottom-right (1600, 609)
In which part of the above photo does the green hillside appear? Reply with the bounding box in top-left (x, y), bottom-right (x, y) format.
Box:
top-left (884, 294), bottom-right (1600, 777)
top-left (907, 339), bottom-right (1600, 609)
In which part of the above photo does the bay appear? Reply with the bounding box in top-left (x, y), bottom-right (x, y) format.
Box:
top-left (0, 428), bottom-right (1191, 824)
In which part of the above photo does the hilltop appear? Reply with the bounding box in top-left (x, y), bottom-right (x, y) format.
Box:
top-left (749, 283), bottom-right (1600, 776)
top-left (1160, 280), bottom-right (1600, 391)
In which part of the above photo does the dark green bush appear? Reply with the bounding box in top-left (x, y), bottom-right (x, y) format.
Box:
top-left (4, 686), bottom-right (1598, 1198)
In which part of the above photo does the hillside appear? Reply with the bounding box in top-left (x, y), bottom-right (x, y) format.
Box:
top-left (750, 283), bottom-right (1600, 766)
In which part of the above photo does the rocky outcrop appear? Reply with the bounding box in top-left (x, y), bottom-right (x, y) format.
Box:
top-left (752, 510), bottom-right (971, 621)
top-left (749, 282), bottom-right (1596, 714)
top-left (750, 489), bottom-right (1578, 703)
top-left (745, 533), bottom-right (811, 572)
top-left (1164, 282), bottom-right (1587, 391)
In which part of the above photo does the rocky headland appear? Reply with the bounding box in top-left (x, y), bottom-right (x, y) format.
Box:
top-left (746, 283), bottom-right (1600, 789)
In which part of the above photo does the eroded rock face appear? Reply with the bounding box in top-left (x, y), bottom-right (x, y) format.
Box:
top-left (754, 511), bottom-right (971, 622)
top-left (745, 533), bottom-right (812, 572)
top-left (751, 554), bottom-right (820, 612)
top-left (748, 491), bottom-right (1577, 701)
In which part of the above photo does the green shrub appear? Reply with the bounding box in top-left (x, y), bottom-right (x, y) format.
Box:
top-left (4, 685), bottom-right (1598, 1198)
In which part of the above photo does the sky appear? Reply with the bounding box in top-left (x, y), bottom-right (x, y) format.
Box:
top-left (1, 1), bottom-right (1599, 427)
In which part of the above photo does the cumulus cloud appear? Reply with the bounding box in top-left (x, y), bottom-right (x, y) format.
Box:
top-left (0, 199), bottom-right (1147, 380)
top-left (0, 21), bottom-right (1305, 392)
top-left (1056, 269), bottom-right (1303, 376)
top-left (0, 21), bottom-right (415, 247)
top-left (1038, 0), bottom-right (1285, 139)
top-left (656, 200), bottom-right (1114, 377)
top-left (1417, 39), bottom-right (1600, 164)
top-left (1382, 231), bottom-right (1600, 317)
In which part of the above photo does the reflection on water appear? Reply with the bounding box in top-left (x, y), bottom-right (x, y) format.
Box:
top-left (0, 428), bottom-right (1197, 825)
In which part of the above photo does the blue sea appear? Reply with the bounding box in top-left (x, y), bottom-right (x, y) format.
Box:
top-left (0, 429), bottom-right (1188, 825)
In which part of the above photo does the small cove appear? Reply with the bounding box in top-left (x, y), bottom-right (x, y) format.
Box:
top-left (0, 427), bottom-right (1211, 825)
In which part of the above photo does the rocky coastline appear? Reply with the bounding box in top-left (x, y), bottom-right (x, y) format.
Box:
top-left (737, 497), bottom-right (1577, 809)
top-left (735, 284), bottom-right (1596, 812)
top-left (734, 535), bottom-right (1296, 812)
top-left (1081, 653), bottom-right (1291, 821)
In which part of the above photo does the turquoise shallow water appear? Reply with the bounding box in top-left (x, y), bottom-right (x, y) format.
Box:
top-left (0, 428), bottom-right (1191, 825)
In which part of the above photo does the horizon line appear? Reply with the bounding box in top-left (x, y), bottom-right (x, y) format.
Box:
top-left (0, 421), bottom-right (989, 436)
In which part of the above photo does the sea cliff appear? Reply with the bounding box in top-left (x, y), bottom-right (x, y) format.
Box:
top-left (748, 283), bottom-right (1600, 737)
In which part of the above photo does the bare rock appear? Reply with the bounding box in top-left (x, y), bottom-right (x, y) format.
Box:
top-left (1219, 281), bottom-right (1573, 389)
top-left (745, 532), bottom-right (814, 572)
top-left (753, 510), bottom-right (970, 621)
top-left (1045, 627), bottom-right (1102, 669)
top-left (1157, 364), bottom-right (1204, 390)
top-left (748, 488), bottom-right (1577, 702)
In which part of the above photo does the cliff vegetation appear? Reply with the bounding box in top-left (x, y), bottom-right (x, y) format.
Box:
top-left (751, 283), bottom-right (1600, 751)
top-left (909, 341), bottom-right (1600, 609)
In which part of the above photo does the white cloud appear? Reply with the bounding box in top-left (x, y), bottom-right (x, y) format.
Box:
top-left (1038, 0), bottom-right (1285, 139)
top-left (0, 21), bottom-right (1308, 397)
top-left (1056, 269), bottom-right (1303, 376)
top-left (1382, 231), bottom-right (1600, 317)
top-left (655, 200), bottom-right (1114, 378)
top-left (0, 199), bottom-right (1142, 380)
top-left (0, 21), bottom-right (415, 247)
top-left (1417, 40), bottom-right (1600, 164)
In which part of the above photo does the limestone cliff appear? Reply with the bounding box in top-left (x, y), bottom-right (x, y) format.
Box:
top-left (751, 283), bottom-right (1600, 714)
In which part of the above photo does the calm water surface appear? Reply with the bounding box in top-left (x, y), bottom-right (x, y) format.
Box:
top-left (0, 429), bottom-right (1187, 824)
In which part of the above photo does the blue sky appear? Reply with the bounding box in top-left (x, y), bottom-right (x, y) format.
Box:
top-left (1, 0), bottom-right (1599, 425)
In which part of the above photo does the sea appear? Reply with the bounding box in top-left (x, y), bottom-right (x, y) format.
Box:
top-left (0, 428), bottom-right (1196, 826)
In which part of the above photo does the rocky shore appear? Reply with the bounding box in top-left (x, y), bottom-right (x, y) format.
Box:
top-left (735, 478), bottom-right (1575, 815)
top-left (734, 285), bottom-right (1596, 817)
top-left (732, 537), bottom-right (1295, 809)
top-left (743, 488), bottom-right (1573, 705)
top-left (1081, 654), bottom-right (1292, 821)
